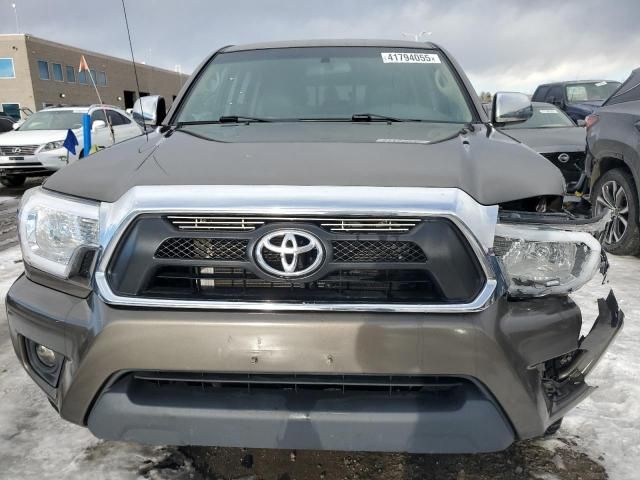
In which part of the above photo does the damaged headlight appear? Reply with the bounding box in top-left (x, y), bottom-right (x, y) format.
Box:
top-left (494, 223), bottom-right (601, 297)
top-left (18, 187), bottom-right (100, 277)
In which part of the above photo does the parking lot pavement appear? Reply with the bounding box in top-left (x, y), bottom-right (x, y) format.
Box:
top-left (0, 242), bottom-right (637, 479)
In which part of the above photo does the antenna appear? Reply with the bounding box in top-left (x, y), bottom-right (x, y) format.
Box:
top-left (120, 0), bottom-right (148, 140)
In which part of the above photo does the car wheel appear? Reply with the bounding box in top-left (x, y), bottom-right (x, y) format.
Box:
top-left (593, 169), bottom-right (640, 255)
top-left (544, 418), bottom-right (563, 437)
top-left (0, 174), bottom-right (26, 187)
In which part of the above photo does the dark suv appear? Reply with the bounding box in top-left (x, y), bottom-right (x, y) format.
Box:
top-left (6, 40), bottom-right (622, 454)
top-left (586, 68), bottom-right (640, 255)
top-left (532, 80), bottom-right (621, 123)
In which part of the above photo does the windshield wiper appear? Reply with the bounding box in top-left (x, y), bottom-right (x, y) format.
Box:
top-left (351, 113), bottom-right (403, 123)
top-left (219, 115), bottom-right (272, 123)
top-left (175, 116), bottom-right (273, 127)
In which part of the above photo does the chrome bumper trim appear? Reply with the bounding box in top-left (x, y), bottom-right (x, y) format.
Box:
top-left (94, 185), bottom-right (500, 313)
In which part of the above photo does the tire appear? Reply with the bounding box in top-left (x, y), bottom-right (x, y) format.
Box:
top-left (593, 168), bottom-right (640, 256)
top-left (544, 418), bottom-right (563, 437)
top-left (0, 174), bottom-right (26, 187)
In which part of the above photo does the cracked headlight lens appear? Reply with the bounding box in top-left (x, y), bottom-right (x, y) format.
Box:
top-left (18, 187), bottom-right (99, 277)
top-left (494, 223), bottom-right (601, 297)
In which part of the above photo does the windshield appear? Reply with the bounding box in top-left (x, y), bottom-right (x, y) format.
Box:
top-left (503, 104), bottom-right (575, 129)
top-left (565, 81), bottom-right (621, 103)
top-left (18, 110), bottom-right (84, 131)
top-left (176, 47), bottom-right (473, 124)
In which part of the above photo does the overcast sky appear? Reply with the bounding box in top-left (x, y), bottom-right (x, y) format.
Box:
top-left (1, 0), bottom-right (638, 93)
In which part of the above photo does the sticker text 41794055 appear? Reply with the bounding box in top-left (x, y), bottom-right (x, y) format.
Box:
top-left (381, 52), bottom-right (441, 64)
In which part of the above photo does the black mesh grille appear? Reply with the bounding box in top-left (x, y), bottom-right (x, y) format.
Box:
top-left (155, 238), bottom-right (248, 261)
top-left (332, 240), bottom-right (426, 263)
top-left (133, 372), bottom-right (465, 394)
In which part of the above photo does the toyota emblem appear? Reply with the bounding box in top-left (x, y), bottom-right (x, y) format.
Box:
top-left (557, 153), bottom-right (570, 163)
top-left (254, 229), bottom-right (324, 278)
top-left (12, 147), bottom-right (22, 154)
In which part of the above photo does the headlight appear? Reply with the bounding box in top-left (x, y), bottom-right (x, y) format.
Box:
top-left (40, 140), bottom-right (65, 152)
top-left (494, 223), bottom-right (601, 297)
top-left (18, 187), bottom-right (99, 277)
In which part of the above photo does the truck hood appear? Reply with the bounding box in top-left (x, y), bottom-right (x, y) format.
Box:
top-left (44, 123), bottom-right (565, 206)
top-left (501, 127), bottom-right (586, 153)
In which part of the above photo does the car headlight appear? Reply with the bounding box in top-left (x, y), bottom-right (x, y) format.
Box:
top-left (494, 223), bottom-right (601, 297)
top-left (40, 140), bottom-right (65, 152)
top-left (18, 187), bottom-right (99, 278)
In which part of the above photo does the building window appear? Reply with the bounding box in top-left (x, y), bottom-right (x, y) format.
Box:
top-left (90, 69), bottom-right (97, 84)
top-left (66, 66), bottom-right (76, 83)
top-left (0, 58), bottom-right (16, 79)
top-left (38, 60), bottom-right (50, 80)
top-left (78, 70), bottom-right (88, 85)
top-left (1, 103), bottom-right (21, 120)
top-left (52, 63), bottom-right (64, 82)
top-left (97, 71), bottom-right (107, 86)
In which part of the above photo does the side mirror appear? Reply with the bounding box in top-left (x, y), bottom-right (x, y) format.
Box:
top-left (131, 95), bottom-right (167, 127)
top-left (577, 119), bottom-right (586, 127)
top-left (492, 92), bottom-right (533, 125)
top-left (92, 120), bottom-right (107, 132)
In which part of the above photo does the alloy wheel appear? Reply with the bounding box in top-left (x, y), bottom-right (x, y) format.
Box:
top-left (596, 180), bottom-right (630, 246)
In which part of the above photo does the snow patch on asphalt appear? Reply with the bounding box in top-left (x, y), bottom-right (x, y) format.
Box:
top-left (0, 246), bottom-right (197, 480)
top-left (558, 254), bottom-right (640, 480)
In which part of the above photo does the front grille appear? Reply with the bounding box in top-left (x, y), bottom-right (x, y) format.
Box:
top-left (156, 237), bottom-right (248, 260)
top-left (108, 214), bottom-right (486, 306)
top-left (144, 266), bottom-right (441, 303)
top-left (133, 372), bottom-right (465, 394)
top-left (332, 240), bottom-right (427, 263)
top-left (154, 238), bottom-right (426, 263)
top-left (0, 145), bottom-right (40, 156)
top-left (540, 151), bottom-right (586, 164)
top-left (167, 215), bottom-right (420, 233)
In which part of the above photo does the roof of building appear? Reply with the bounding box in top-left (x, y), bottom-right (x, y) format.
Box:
top-left (0, 33), bottom-right (185, 76)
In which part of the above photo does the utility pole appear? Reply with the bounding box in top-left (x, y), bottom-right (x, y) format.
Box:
top-left (11, 3), bottom-right (20, 33)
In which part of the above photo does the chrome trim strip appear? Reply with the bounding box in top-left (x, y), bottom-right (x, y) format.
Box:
top-left (95, 185), bottom-right (499, 313)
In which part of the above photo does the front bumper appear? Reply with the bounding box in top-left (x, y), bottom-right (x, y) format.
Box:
top-left (0, 150), bottom-right (71, 176)
top-left (6, 275), bottom-right (623, 453)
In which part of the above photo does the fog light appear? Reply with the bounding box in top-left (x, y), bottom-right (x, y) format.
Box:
top-left (35, 344), bottom-right (57, 367)
top-left (24, 338), bottom-right (64, 387)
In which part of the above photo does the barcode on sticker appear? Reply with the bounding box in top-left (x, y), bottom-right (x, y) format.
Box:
top-left (381, 52), bottom-right (441, 64)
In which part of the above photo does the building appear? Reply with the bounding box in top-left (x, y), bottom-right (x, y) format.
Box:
top-left (0, 34), bottom-right (186, 120)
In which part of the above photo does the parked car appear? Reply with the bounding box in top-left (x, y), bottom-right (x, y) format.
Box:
top-left (0, 105), bottom-right (143, 187)
top-left (586, 67), bottom-right (640, 255)
top-left (0, 115), bottom-right (15, 133)
top-left (532, 80), bottom-right (621, 123)
top-left (500, 102), bottom-right (587, 193)
top-left (7, 40), bottom-right (621, 454)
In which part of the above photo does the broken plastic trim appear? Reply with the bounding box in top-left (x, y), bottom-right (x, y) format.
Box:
top-left (542, 290), bottom-right (624, 421)
top-left (498, 209), bottom-right (611, 233)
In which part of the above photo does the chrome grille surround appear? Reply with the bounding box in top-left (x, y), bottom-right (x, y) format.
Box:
top-left (94, 185), bottom-right (500, 313)
top-left (0, 145), bottom-right (40, 156)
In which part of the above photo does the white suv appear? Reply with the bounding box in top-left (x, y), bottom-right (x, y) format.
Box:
top-left (0, 105), bottom-right (143, 187)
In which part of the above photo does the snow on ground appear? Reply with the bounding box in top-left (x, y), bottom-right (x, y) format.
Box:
top-left (0, 247), bottom-right (197, 480)
top-left (0, 244), bottom-right (637, 479)
top-left (556, 254), bottom-right (640, 480)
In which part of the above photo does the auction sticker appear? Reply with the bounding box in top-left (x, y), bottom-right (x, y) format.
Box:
top-left (381, 52), bottom-right (441, 64)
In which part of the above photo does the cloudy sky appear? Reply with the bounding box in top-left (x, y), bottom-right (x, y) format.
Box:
top-left (1, 0), bottom-right (638, 93)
